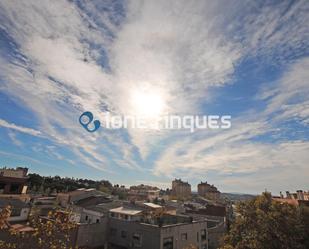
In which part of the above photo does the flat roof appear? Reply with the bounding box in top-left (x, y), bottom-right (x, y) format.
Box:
top-left (0, 198), bottom-right (30, 208)
top-left (143, 202), bottom-right (162, 209)
top-left (110, 206), bottom-right (143, 216)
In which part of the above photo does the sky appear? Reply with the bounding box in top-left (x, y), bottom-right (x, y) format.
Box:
top-left (0, 0), bottom-right (308, 194)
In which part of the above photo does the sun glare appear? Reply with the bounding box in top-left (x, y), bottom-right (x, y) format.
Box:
top-left (130, 88), bottom-right (165, 118)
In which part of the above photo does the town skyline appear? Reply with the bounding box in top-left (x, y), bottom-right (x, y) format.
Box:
top-left (0, 0), bottom-right (308, 195)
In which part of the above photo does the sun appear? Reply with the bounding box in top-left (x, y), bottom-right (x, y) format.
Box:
top-left (130, 87), bottom-right (165, 118)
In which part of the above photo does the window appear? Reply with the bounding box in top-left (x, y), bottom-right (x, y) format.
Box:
top-left (96, 219), bottom-right (100, 223)
top-left (181, 233), bottom-right (187, 240)
top-left (11, 208), bottom-right (21, 217)
top-left (110, 212), bottom-right (115, 217)
top-left (163, 237), bottom-right (173, 249)
top-left (85, 215), bottom-right (88, 221)
top-left (10, 184), bottom-right (20, 193)
top-left (110, 228), bottom-right (117, 236)
top-left (0, 183), bottom-right (5, 193)
top-left (124, 214), bottom-right (129, 220)
top-left (201, 229), bottom-right (207, 241)
top-left (197, 232), bottom-right (199, 242)
top-left (132, 233), bottom-right (142, 247)
top-left (121, 230), bottom-right (127, 238)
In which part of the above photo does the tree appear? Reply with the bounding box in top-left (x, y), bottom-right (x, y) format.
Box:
top-left (220, 192), bottom-right (306, 249)
top-left (98, 185), bottom-right (111, 194)
top-left (0, 205), bottom-right (11, 229)
top-left (0, 207), bottom-right (78, 249)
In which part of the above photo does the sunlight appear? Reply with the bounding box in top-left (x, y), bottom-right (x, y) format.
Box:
top-left (130, 87), bottom-right (165, 118)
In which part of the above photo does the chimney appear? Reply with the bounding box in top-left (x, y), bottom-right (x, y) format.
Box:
top-left (17, 167), bottom-right (28, 177)
top-left (296, 190), bottom-right (304, 200)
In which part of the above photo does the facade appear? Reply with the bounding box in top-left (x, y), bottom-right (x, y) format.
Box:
top-left (74, 221), bottom-right (108, 248)
top-left (198, 182), bottom-right (220, 200)
top-left (110, 206), bottom-right (144, 222)
top-left (32, 196), bottom-right (57, 216)
top-left (0, 167), bottom-right (29, 194)
top-left (172, 179), bottom-right (191, 199)
top-left (283, 190), bottom-right (309, 200)
top-left (273, 190), bottom-right (309, 206)
top-left (108, 212), bottom-right (208, 249)
top-left (74, 201), bottom-right (209, 249)
top-left (128, 184), bottom-right (160, 201)
top-left (0, 198), bottom-right (31, 222)
top-left (56, 188), bottom-right (103, 207)
top-left (80, 208), bottom-right (104, 224)
top-left (75, 196), bottom-right (122, 224)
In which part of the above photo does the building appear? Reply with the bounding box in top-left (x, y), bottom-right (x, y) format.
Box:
top-left (108, 206), bottom-right (208, 249)
top-left (273, 190), bottom-right (309, 207)
top-left (0, 167), bottom-right (29, 194)
top-left (78, 200), bottom-right (122, 224)
top-left (56, 188), bottom-right (106, 207)
top-left (183, 203), bottom-right (227, 249)
top-left (172, 179), bottom-right (191, 199)
top-left (73, 200), bottom-right (209, 249)
top-left (32, 196), bottom-right (57, 216)
top-left (198, 182), bottom-right (221, 200)
top-left (128, 184), bottom-right (160, 202)
top-left (184, 203), bottom-right (226, 223)
top-left (0, 198), bottom-right (31, 222)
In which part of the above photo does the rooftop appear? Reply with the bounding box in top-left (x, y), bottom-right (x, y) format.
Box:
top-left (110, 206), bottom-right (143, 216)
top-left (0, 167), bottom-right (28, 179)
top-left (143, 202), bottom-right (162, 209)
top-left (83, 200), bottom-right (123, 213)
top-left (0, 198), bottom-right (30, 208)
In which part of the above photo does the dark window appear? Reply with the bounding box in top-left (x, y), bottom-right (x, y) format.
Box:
top-left (124, 214), bottom-right (129, 220)
top-left (111, 212), bottom-right (115, 217)
top-left (121, 230), bottom-right (127, 238)
top-left (163, 237), bottom-right (173, 249)
top-left (96, 219), bottom-right (100, 223)
top-left (201, 229), bottom-right (207, 241)
top-left (10, 184), bottom-right (20, 193)
top-left (110, 228), bottom-right (117, 236)
top-left (85, 215), bottom-right (88, 221)
top-left (181, 233), bottom-right (187, 240)
top-left (132, 233), bottom-right (142, 247)
top-left (0, 183), bottom-right (5, 193)
top-left (197, 232), bottom-right (199, 242)
top-left (11, 208), bottom-right (21, 217)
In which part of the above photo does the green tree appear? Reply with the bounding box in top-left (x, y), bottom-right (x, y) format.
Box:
top-left (98, 184), bottom-right (111, 194)
top-left (220, 192), bottom-right (306, 249)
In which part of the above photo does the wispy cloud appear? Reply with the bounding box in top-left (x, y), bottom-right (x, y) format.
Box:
top-left (153, 57), bottom-right (309, 191)
top-left (0, 118), bottom-right (41, 136)
top-left (0, 0), bottom-right (308, 192)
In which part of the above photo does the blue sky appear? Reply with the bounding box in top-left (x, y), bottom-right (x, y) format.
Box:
top-left (0, 0), bottom-right (308, 194)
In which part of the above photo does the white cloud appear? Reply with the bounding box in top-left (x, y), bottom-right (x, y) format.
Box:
top-left (0, 118), bottom-right (42, 136)
top-left (0, 0), bottom-right (308, 192)
top-left (260, 57), bottom-right (309, 124)
top-left (153, 57), bottom-right (309, 191)
top-left (7, 131), bottom-right (23, 147)
top-left (0, 0), bottom-right (244, 162)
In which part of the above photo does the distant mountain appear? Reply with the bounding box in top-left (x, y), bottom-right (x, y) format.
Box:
top-left (221, 192), bottom-right (256, 202)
